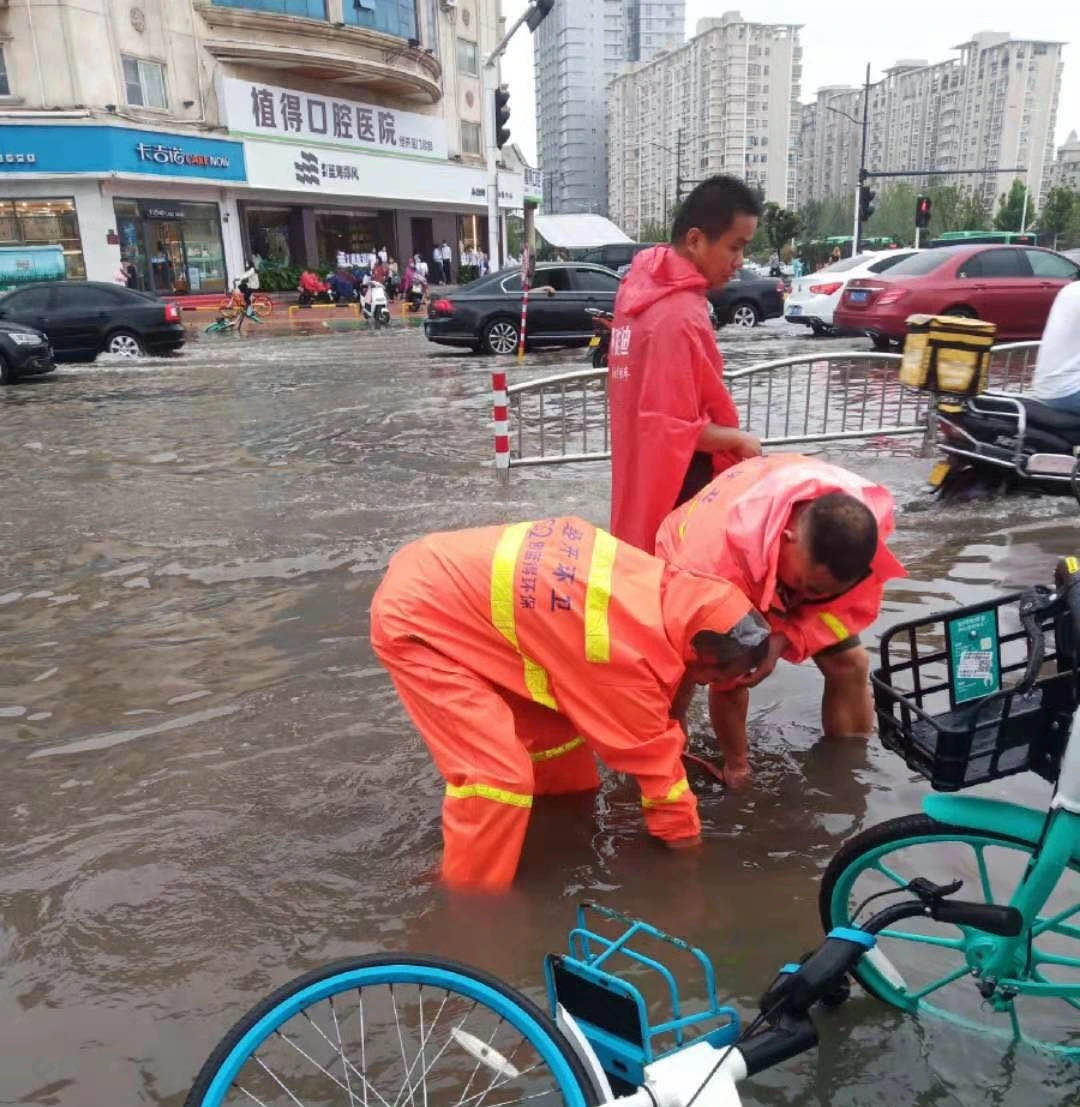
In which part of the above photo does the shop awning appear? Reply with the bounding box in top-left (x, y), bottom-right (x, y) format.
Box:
top-left (533, 213), bottom-right (632, 250)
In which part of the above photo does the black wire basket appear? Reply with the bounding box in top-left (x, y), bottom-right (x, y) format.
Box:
top-left (871, 590), bottom-right (1077, 791)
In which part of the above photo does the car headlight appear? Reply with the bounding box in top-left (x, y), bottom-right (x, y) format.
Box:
top-left (10, 332), bottom-right (44, 346)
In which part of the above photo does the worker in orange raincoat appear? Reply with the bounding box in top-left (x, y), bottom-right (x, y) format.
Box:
top-left (655, 454), bottom-right (907, 789)
top-left (370, 516), bottom-right (771, 891)
top-left (609, 175), bottom-right (764, 552)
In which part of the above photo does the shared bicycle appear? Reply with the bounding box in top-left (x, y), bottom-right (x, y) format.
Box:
top-left (184, 558), bottom-right (1080, 1105)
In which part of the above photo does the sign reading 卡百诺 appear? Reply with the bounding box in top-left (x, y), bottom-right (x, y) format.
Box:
top-left (219, 77), bottom-right (448, 162)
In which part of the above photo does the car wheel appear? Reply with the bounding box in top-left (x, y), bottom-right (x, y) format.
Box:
top-left (105, 330), bottom-right (145, 358)
top-left (483, 318), bottom-right (520, 356)
top-left (0, 353), bottom-right (13, 385)
top-left (729, 302), bottom-right (760, 328)
top-left (871, 334), bottom-right (894, 351)
top-left (942, 305), bottom-right (977, 319)
top-left (810, 323), bottom-right (831, 337)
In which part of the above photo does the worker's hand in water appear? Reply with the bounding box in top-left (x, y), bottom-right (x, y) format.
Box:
top-left (664, 834), bottom-right (703, 850)
top-left (736, 632), bottom-right (788, 688)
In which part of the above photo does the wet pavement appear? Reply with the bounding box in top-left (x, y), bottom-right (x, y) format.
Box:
top-left (1, 319), bottom-right (1077, 1105)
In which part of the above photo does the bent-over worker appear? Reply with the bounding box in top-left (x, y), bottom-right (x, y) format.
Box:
top-left (655, 454), bottom-right (907, 788)
top-left (371, 516), bottom-right (770, 891)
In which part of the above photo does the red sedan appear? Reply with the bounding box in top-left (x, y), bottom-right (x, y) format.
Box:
top-left (834, 244), bottom-right (1079, 348)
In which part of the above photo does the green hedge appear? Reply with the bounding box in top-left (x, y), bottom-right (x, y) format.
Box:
top-left (256, 264), bottom-right (303, 292)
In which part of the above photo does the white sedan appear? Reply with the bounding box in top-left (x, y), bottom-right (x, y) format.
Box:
top-left (785, 249), bottom-right (919, 339)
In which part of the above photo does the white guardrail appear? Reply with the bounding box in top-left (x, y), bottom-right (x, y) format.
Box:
top-left (501, 342), bottom-right (1041, 470)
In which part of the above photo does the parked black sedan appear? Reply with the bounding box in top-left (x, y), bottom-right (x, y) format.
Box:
top-left (0, 319), bottom-right (54, 385)
top-left (0, 281), bottom-right (185, 362)
top-left (706, 268), bottom-right (786, 328)
top-left (424, 263), bottom-right (620, 354)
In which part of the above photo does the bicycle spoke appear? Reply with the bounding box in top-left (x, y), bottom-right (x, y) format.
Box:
top-left (390, 985), bottom-right (418, 1107)
top-left (873, 859), bottom-right (909, 889)
top-left (974, 843), bottom-right (994, 904)
top-left (275, 1028), bottom-right (353, 1097)
top-left (1031, 967), bottom-right (1080, 1013)
top-left (418, 987), bottom-right (428, 1107)
top-left (254, 1054), bottom-right (308, 1107)
top-left (1007, 1001), bottom-right (1022, 1042)
top-left (297, 1011), bottom-right (393, 1107)
top-left (234, 1083), bottom-right (273, 1107)
top-left (328, 996), bottom-right (357, 1107)
top-left (880, 928), bottom-right (964, 950)
top-left (1031, 901), bottom-right (1080, 940)
top-left (394, 1011), bottom-right (475, 1107)
top-left (470, 1027), bottom-right (529, 1107)
top-left (455, 1015), bottom-right (504, 1107)
top-left (459, 1061), bottom-right (545, 1107)
top-left (359, 989), bottom-right (369, 1107)
top-left (909, 963), bottom-right (973, 1002)
top-left (392, 991), bottom-right (452, 1107)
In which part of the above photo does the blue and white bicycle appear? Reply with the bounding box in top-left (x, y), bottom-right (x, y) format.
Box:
top-left (185, 559), bottom-right (1080, 1107)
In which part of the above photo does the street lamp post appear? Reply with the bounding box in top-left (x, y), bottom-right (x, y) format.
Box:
top-left (822, 62), bottom-right (871, 255)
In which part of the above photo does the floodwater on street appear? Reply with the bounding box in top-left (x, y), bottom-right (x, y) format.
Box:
top-left (1, 320), bottom-right (1077, 1106)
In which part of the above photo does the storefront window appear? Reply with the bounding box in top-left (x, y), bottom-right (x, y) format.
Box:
top-left (114, 199), bottom-right (227, 295)
top-left (0, 198), bottom-right (86, 278)
top-left (343, 0), bottom-right (418, 40)
top-left (246, 208), bottom-right (295, 267)
top-left (315, 210), bottom-right (380, 269)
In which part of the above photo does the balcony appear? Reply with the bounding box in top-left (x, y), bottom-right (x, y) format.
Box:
top-left (196, 0), bottom-right (442, 104)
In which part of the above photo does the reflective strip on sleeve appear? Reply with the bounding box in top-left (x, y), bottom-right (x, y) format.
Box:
top-left (530, 736), bottom-right (586, 763)
top-left (584, 530), bottom-right (617, 663)
top-left (445, 782), bottom-right (534, 808)
top-left (490, 522), bottom-right (557, 710)
top-left (677, 496), bottom-right (702, 541)
top-left (641, 777), bottom-right (690, 808)
top-left (819, 612), bottom-right (850, 642)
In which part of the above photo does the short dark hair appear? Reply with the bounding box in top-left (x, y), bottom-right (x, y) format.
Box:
top-left (805, 493), bottom-right (878, 582)
top-left (671, 175), bottom-right (763, 243)
top-left (691, 611), bottom-right (771, 667)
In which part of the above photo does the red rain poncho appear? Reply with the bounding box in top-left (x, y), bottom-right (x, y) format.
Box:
top-left (655, 454), bottom-right (907, 664)
top-left (609, 245), bottom-right (740, 552)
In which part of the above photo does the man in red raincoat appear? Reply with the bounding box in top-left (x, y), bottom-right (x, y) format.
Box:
top-left (609, 175), bottom-right (764, 551)
top-left (656, 454), bottom-right (907, 788)
top-left (370, 516), bottom-right (771, 891)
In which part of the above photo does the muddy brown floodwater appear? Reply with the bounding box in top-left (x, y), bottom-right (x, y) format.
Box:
top-left (2, 321), bottom-right (1077, 1105)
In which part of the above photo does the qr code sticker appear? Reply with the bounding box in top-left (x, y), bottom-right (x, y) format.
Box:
top-left (957, 650), bottom-right (993, 678)
top-left (980, 637), bottom-right (993, 650)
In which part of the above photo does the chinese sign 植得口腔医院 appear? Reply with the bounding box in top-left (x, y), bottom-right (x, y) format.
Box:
top-left (220, 77), bottom-right (448, 162)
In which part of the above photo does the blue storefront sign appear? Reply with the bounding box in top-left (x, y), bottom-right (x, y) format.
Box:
top-left (0, 124), bottom-right (246, 182)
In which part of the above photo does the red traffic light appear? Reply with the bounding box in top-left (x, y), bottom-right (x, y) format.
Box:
top-left (915, 196), bottom-right (932, 228)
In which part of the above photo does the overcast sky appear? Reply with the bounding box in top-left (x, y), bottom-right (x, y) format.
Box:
top-left (500, 0), bottom-right (1079, 167)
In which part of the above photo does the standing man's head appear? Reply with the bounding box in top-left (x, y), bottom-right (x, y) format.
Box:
top-left (775, 493), bottom-right (879, 610)
top-left (671, 175), bottom-right (762, 290)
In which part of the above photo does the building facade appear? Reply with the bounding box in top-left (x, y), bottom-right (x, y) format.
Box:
top-left (1049, 130), bottom-right (1080, 193)
top-left (797, 33), bottom-right (1064, 214)
top-left (608, 13), bottom-right (801, 237)
top-left (0, 0), bottom-right (526, 292)
top-left (534, 0), bottom-right (685, 217)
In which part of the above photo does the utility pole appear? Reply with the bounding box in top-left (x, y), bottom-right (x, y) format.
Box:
top-left (853, 62), bottom-right (870, 255)
top-left (675, 128), bottom-right (683, 208)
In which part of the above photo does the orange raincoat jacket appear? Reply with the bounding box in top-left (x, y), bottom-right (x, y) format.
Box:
top-left (608, 246), bottom-right (740, 551)
top-left (370, 516), bottom-right (756, 890)
top-left (655, 454), bottom-right (906, 664)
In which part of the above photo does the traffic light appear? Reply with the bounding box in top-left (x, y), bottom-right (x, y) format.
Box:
top-left (858, 184), bottom-right (876, 223)
top-left (915, 195), bottom-right (932, 229)
top-left (493, 86), bottom-right (510, 149)
top-left (525, 0), bottom-right (554, 32)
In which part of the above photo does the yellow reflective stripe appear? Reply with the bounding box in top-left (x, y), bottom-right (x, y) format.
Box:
top-left (641, 778), bottom-right (690, 808)
top-left (584, 530), bottom-right (617, 663)
top-left (1067, 556), bottom-right (1079, 575)
top-left (530, 736), bottom-right (585, 763)
top-left (819, 612), bottom-right (850, 642)
top-left (677, 496), bottom-right (701, 541)
top-left (490, 522), bottom-right (557, 710)
top-left (445, 782), bottom-right (534, 808)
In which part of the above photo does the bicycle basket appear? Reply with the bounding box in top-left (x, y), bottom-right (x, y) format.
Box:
top-left (872, 590), bottom-right (1076, 790)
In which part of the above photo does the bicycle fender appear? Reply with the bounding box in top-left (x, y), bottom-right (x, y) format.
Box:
top-left (923, 794), bottom-right (1045, 846)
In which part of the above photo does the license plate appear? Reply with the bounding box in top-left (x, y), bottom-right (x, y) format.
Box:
top-left (849, 290), bottom-right (870, 304)
top-left (928, 460), bottom-right (951, 488)
top-left (787, 304), bottom-right (802, 316)
top-left (588, 336), bottom-right (600, 348)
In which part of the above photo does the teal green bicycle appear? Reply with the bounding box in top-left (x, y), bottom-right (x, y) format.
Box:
top-left (184, 560), bottom-right (1080, 1106)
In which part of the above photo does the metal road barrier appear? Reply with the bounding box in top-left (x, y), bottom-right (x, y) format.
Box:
top-left (501, 342), bottom-right (1043, 471)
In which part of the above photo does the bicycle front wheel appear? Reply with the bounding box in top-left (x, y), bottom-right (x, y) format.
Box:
top-left (185, 954), bottom-right (602, 1107)
top-left (821, 814), bottom-right (1080, 1054)
top-left (251, 294), bottom-right (273, 317)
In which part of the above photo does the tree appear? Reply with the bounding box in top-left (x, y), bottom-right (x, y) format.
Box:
top-left (762, 202), bottom-right (801, 254)
top-left (864, 182), bottom-right (918, 244)
top-left (1039, 187), bottom-right (1077, 249)
top-left (956, 186), bottom-right (992, 232)
top-left (994, 178), bottom-right (1033, 233)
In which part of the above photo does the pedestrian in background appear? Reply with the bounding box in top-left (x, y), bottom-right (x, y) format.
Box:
top-left (440, 241), bottom-right (453, 284)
